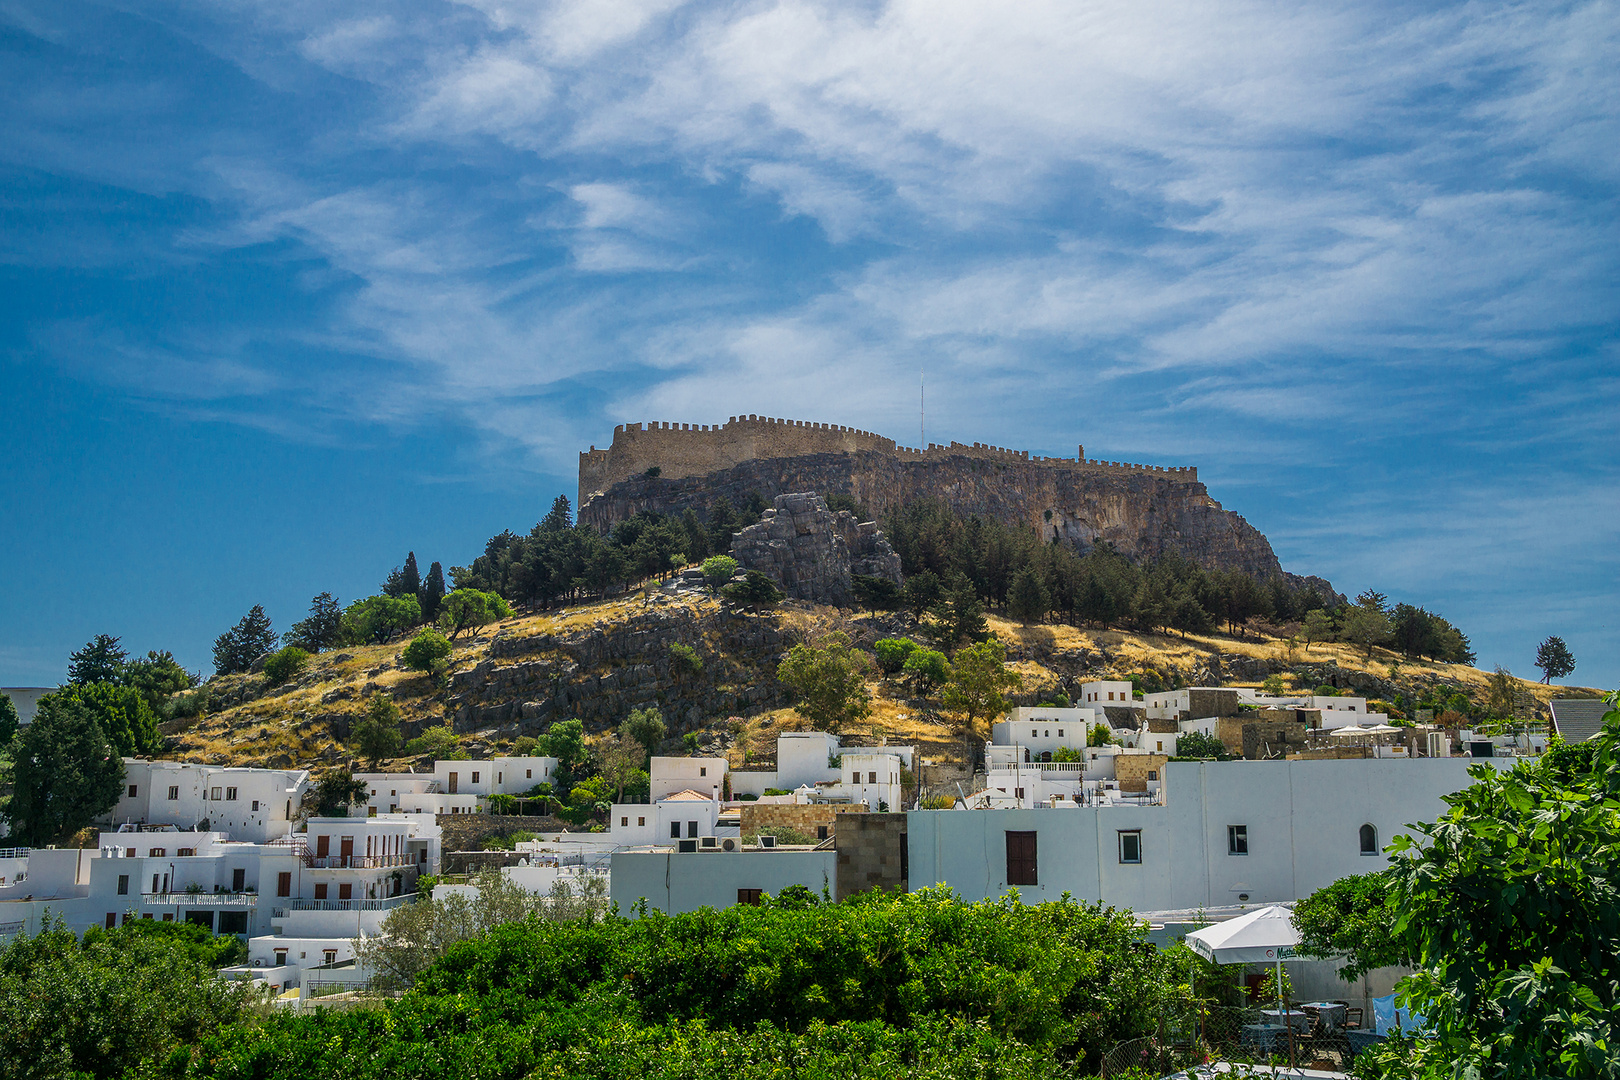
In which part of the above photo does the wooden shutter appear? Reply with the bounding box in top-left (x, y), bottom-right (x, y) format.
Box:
top-left (1005, 831), bottom-right (1038, 886)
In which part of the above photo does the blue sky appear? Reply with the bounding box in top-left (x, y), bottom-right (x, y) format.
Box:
top-left (2, 0), bottom-right (1616, 689)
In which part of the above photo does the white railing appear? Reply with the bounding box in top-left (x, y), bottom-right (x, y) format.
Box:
top-left (148, 892), bottom-right (260, 906)
top-left (272, 894), bottom-right (416, 916)
top-left (0, 847), bottom-right (30, 859)
top-left (0, 920), bottom-right (25, 938)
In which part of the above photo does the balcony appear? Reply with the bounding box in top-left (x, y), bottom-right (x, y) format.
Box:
top-left (304, 854), bottom-right (415, 869)
top-left (272, 894), bottom-right (416, 916)
top-left (0, 847), bottom-right (31, 859)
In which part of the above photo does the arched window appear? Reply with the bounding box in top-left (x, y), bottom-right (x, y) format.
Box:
top-left (1359, 823), bottom-right (1378, 855)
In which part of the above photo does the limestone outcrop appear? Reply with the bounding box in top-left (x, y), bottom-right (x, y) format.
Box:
top-left (729, 493), bottom-right (904, 606)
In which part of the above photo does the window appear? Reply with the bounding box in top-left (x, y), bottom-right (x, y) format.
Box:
top-left (670, 822), bottom-right (681, 839)
top-left (1118, 830), bottom-right (1142, 864)
top-left (526, 769), bottom-right (532, 779)
top-left (1228, 825), bottom-right (1249, 856)
top-left (1146, 771), bottom-right (1157, 781)
top-left (152, 874), bottom-right (160, 893)
top-left (252, 800), bottom-right (260, 811)
top-left (128, 784), bottom-right (138, 798)
top-left (126, 847), bottom-right (136, 858)
top-left (852, 771), bottom-right (860, 785)
top-left (817, 825), bottom-right (829, 840)
top-left (621, 816), bottom-right (629, 827)
top-left (1156, 741), bottom-right (1164, 751)
top-left (497, 773), bottom-right (502, 784)
top-left (687, 820), bottom-right (698, 838)
top-left (339, 883), bottom-right (353, 900)
top-left (637, 816), bottom-right (645, 827)
top-left (1057, 729), bottom-right (1064, 737)
top-left (314, 883), bottom-right (328, 900)
top-left (471, 771), bottom-right (480, 784)
top-left (117, 874), bottom-right (129, 895)
top-left (1360, 823), bottom-right (1379, 855)
top-left (177, 847), bottom-right (195, 857)
top-left (868, 771), bottom-right (877, 784)
top-left (225, 786), bottom-right (238, 801)
top-left (210, 787), bottom-right (222, 800)
top-left (149, 848), bottom-right (166, 858)
top-left (737, 888), bottom-right (763, 905)
top-left (277, 872), bottom-right (291, 897)
top-left (324, 950), bottom-right (338, 965)
top-left (274, 950), bottom-right (288, 966)
top-left (1005, 831), bottom-right (1038, 885)
top-left (1031, 729), bottom-right (1038, 738)
top-left (232, 868), bottom-right (246, 892)
top-left (105, 913), bottom-right (117, 929)
top-left (1015, 787), bottom-right (1025, 800)
top-left (699, 767), bottom-right (707, 777)
top-left (168, 786), bottom-right (179, 800)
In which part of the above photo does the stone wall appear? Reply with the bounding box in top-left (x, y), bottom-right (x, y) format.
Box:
top-left (578, 415), bottom-right (1196, 501)
top-left (740, 803), bottom-right (867, 837)
top-left (582, 444), bottom-right (1288, 579)
top-left (1114, 753), bottom-right (1169, 793)
top-left (729, 492), bottom-right (903, 606)
top-left (435, 812), bottom-right (570, 852)
top-left (833, 812), bottom-right (908, 900)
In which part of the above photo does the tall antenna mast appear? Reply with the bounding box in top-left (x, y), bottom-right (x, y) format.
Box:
top-left (920, 368), bottom-right (925, 449)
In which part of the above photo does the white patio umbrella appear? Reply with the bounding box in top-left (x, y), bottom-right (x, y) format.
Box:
top-left (1185, 904), bottom-right (1303, 1015)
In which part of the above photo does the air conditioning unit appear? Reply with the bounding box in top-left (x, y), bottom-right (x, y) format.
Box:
top-left (1426, 732), bottom-right (1446, 758)
top-left (677, 839), bottom-right (698, 853)
top-left (721, 839), bottom-right (736, 852)
top-left (253, 959), bottom-right (264, 967)
top-left (759, 835), bottom-right (776, 849)
top-left (699, 836), bottom-right (718, 849)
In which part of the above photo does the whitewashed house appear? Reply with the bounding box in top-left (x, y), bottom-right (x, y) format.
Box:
top-left (104, 761), bottom-right (312, 843)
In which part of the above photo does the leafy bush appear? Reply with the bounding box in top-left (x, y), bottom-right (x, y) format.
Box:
top-left (177, 889), bottom-right (1169, 1079)
top-left (0, 915), bottom-right (251, 1080)
top-left (481, 827), bottom-right (533, 849)
top-left (401, 628), bottom-right (452, 673)
top-left (485, 794), bottom-right (518, 816)
top-left (873, 637), bottom-right (918, 676)
top-left (722, 570), bottom-right (784, 608)
top-left (261, 646), bottom-right (310, 687)
top-left (404, 725), bottom-right (467, 760)
top-left (699, 555), bottom-right (738, 593)
top-left (1173, 731), bottom-right (1230, 760)
top-left (668, 642), bottom-right (704, 679)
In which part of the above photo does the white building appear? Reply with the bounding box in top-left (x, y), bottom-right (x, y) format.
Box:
top-left (611, 848), bottom-right (836, 914)
top-left (728, 732), bottom-right (914, 808)
top-left (355, 755), bottom-right (559, 816)
top-left (104, 760), bottom-right (312, 844)
top-left (1079, 680), bottom-right (1136, 707)
top-left (910, 756), bottom-right (1503, 911)
top-left (0, 814), bottom-right (441, 996)
top-left (610, 789), bottom-right (722, 846)
top-left (648, 755), bottom-right (727, 801)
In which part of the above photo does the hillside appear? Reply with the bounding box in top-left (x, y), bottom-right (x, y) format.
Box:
top-left (158, 590), bottom-right (1598, 781)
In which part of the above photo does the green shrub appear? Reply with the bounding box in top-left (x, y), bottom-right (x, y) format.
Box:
top-left (401, 628), bottom-right (453, 673)
top-left (174, 889), bottom-right (1170, 1079)
top-left (486, 794), bottom-right (519, 816)
top-left (873, 637), bottom-right (918, 675)
top-left (261, 646), bottom-right (310, 687)
top-left (405, 725), bottom-right (467, 760)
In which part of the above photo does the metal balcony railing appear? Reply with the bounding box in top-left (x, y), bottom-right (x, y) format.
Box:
top-left (0, 847), bottom-right (31, 859)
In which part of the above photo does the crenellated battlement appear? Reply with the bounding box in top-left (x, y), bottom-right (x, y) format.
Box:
top-left (579, 415), bottom-right (1196, 501)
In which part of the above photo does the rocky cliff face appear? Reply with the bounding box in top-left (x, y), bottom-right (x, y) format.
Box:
top-left (581, 448), bottom-right (1289, 578)
top-left (730, 493), bottom-right (904, 606)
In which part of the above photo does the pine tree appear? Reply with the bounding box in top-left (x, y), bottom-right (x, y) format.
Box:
top-left (421, 562), bottom-right (447, 622)
top-left (66, 634), bottom-right (128, 685)
top-left (540, 494), bottom-right (572, 533)
top-left (401, 552), bottom-right (422, 597)
top-left (1006, 566), bottom-right (1050, 624)
top-left (212, 605), bottom-right (277, 676)
top-left (284, 593), bottom-right (344, 652)
top-left (1534, 636), bottom-right (1576, 684)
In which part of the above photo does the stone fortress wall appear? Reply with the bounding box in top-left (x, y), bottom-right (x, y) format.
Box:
top-left (579, 414), bottom-right (1197, 502)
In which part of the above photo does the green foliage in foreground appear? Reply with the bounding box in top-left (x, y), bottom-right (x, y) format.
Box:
top-left (0, 917), bottom-right (251, 1080)
top-left (174, 889), bottom-right (1167, 1080)
top-left (1312, 692), bottom-right (1620, 1080)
